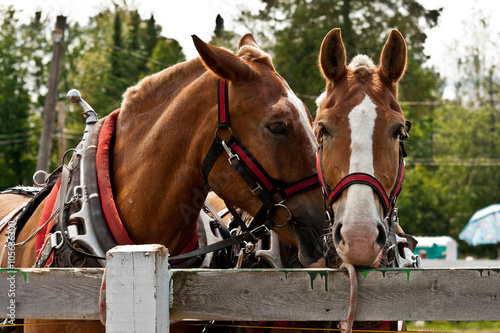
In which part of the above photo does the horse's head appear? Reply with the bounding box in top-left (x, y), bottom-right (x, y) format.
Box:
top-left (193, 34), bottom-right (327, 267)
top-left (315, 29), bottom-right (409, 267)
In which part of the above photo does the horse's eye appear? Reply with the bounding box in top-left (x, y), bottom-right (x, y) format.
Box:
top-left (316, 124), bottom-right (330, 143)
top-left (268, 122), bottom-right (287, 135)
top-left (393, 126), bottom-right (404, 139)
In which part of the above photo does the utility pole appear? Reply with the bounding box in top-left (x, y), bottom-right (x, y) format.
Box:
top-left (57, 101), bottom-right (66, 163)
top-left (36, 15), bottom-right (66, 182)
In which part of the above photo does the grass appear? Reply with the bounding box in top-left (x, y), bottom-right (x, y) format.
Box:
top-left (406, 321), bottom-right (500, 332)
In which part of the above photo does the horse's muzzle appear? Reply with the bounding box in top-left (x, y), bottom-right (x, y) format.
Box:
top-left (333, 220), bottom-right (387, 267)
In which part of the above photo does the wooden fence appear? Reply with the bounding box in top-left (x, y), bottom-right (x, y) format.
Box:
top-left (1, 244), bottom-right (499, 332)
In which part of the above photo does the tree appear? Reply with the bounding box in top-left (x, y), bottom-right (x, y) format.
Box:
top-left (0, 3), bottom-right (188, 182)
top-left (64, 3), bottom-right (186, 117)
top-left (239, 0), bottom-right (442, 115)
top-left (0, 7), bottom-right (37, 187)
top-left (209, 14), bottom-right (239, 51)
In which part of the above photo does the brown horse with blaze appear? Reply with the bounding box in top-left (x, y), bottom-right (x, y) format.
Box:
top-left (316, 28), bottom-right (409, 268)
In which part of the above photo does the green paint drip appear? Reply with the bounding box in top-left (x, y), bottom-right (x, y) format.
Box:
top-left (360, 268), bottom-right (420, 281)
top-left (308, 271), bottom-right (328, 291)
top-left (0, 269), bottom-right (27, 282)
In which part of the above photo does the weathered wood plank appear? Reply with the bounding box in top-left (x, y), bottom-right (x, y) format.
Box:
top-left (0, 267), bottom-right (102, 320)
top-left (170, 267), bottom-right (500, 321)
top-left (1, 266), bottom-right (499, 322)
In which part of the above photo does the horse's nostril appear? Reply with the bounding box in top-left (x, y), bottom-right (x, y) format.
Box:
top-left (376, 223), bottom-right (387, 248)
top-left (333, 223), bottom-right (343, 245)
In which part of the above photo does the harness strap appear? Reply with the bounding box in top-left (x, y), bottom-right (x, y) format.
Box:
top-left (0, 203), bottom-right (27, 235)
top-left (218, 78), bottom-right (230, 128)
top-left (169, 218), bottom-right (273, 261)
top-left (201, 138), bottom-right (224, 183)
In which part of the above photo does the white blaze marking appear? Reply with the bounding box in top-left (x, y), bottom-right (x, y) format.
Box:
top-left (286, 87), bottom-right (317, 150)
top-left (348, 95), bottom-right (377, 175)
top-left (344, 94), bottom-right (378, 220)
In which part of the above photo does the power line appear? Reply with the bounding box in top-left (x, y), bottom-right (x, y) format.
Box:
top-left (110, 44), bottom-right (170, 68)
top-left (409, 158), bottom-right (500, 166)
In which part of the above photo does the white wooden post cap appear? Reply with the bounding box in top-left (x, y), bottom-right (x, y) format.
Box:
top-left (106, 244), bottom-right (170, 333)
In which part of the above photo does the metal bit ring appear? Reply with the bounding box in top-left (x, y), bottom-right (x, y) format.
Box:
top-left (267, 202), bottom-right (292, 228)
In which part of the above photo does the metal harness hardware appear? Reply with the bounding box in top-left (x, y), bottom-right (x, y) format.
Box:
top-left (34, 90), bottom-right (111, 268)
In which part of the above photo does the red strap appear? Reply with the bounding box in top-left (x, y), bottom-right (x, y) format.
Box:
top-left (329, 173), bottom-right (390, 210)
top-left (218, 79), bottom-right (229, 128)
top-left (35, 178), bottom-right (61, 256)
top-left (391, 161), bottom-right (405, 203)
top-left (317, 150), bottom-right (329, 195)
top-left (284, 175), bottom-right (319, 197)
top-left (97, 109), bottom-right (133, 245)
top-left (230, 142), bottom-right (274, 191)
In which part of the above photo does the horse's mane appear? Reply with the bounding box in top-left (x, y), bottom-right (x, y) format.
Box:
top-left (121, 57), bottom-right (206, 113)
top-left (348, 55), bottom-right (376, 78)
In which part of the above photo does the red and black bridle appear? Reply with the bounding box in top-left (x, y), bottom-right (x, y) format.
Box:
top-left (202, 79), bottom-right (319, 235)
top-left (171, 78), bottom-right (319, 259)
top-left (316, 120), bottom-right (411, 218)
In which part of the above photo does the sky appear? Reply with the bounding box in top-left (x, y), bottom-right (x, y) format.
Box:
top-left (2, 0), bottom-right (500, 99)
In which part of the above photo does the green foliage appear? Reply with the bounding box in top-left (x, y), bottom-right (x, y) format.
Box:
top-left (0, 4), bottom-right (187, 187)
top-left (209, 14), bottom-right (239, 51)
top-left (399, 103), bottom-right (500, 258)
top-left (62, 4), bottom-right (186, 119)
top-left (0, 7), bottom-right (45, 187)
top-left (243, 0), bottom-right (442, 115)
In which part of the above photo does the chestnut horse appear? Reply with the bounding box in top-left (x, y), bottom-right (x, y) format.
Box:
top-left (0, 34), bottom-right (327, 332)
top-left (314, 28), bottom-right (413, 332)
top-left (315, 28), bottom-right (410, 269)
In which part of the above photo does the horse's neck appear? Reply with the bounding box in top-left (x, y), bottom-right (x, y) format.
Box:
top-left (111, 68), bottom-right (213, 254)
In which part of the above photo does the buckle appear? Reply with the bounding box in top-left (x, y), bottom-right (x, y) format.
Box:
top-left (222, 141), bottom-right (240, 163)
top-left (251, 183), bottom-right (263, 195)
top-left (244, 225), bottom-right (270, 243)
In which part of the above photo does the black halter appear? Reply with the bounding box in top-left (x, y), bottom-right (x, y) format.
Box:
top-left (169, 78), bottom-right (319, 261)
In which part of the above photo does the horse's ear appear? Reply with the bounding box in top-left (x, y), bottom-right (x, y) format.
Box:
top-left (379, 30), bottom-right (407, 86)
top-left (192, 35), bottom-right (252, 83)
top-left (238, 33), bottom-right (260, 50)
top-left (319, 28), bottom-right (347, 83)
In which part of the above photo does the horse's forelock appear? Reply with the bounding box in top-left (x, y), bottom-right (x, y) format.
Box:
top-left (237, 45), bottom-right (275, 70)
top-left (315, 91), bottom-right (326, 113)
top-left (348, 55), bottom-right (376, 77)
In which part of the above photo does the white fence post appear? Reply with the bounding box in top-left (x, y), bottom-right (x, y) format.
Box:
top-left (106, 244), bottom-right (170, 333)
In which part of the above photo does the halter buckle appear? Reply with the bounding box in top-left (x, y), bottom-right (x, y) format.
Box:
top-left (244, 225), bottom-right (270, 243)
top-left (250, 183), bottom-right (263, 196)
top-left (222, 140), bottom-right (239, 163)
